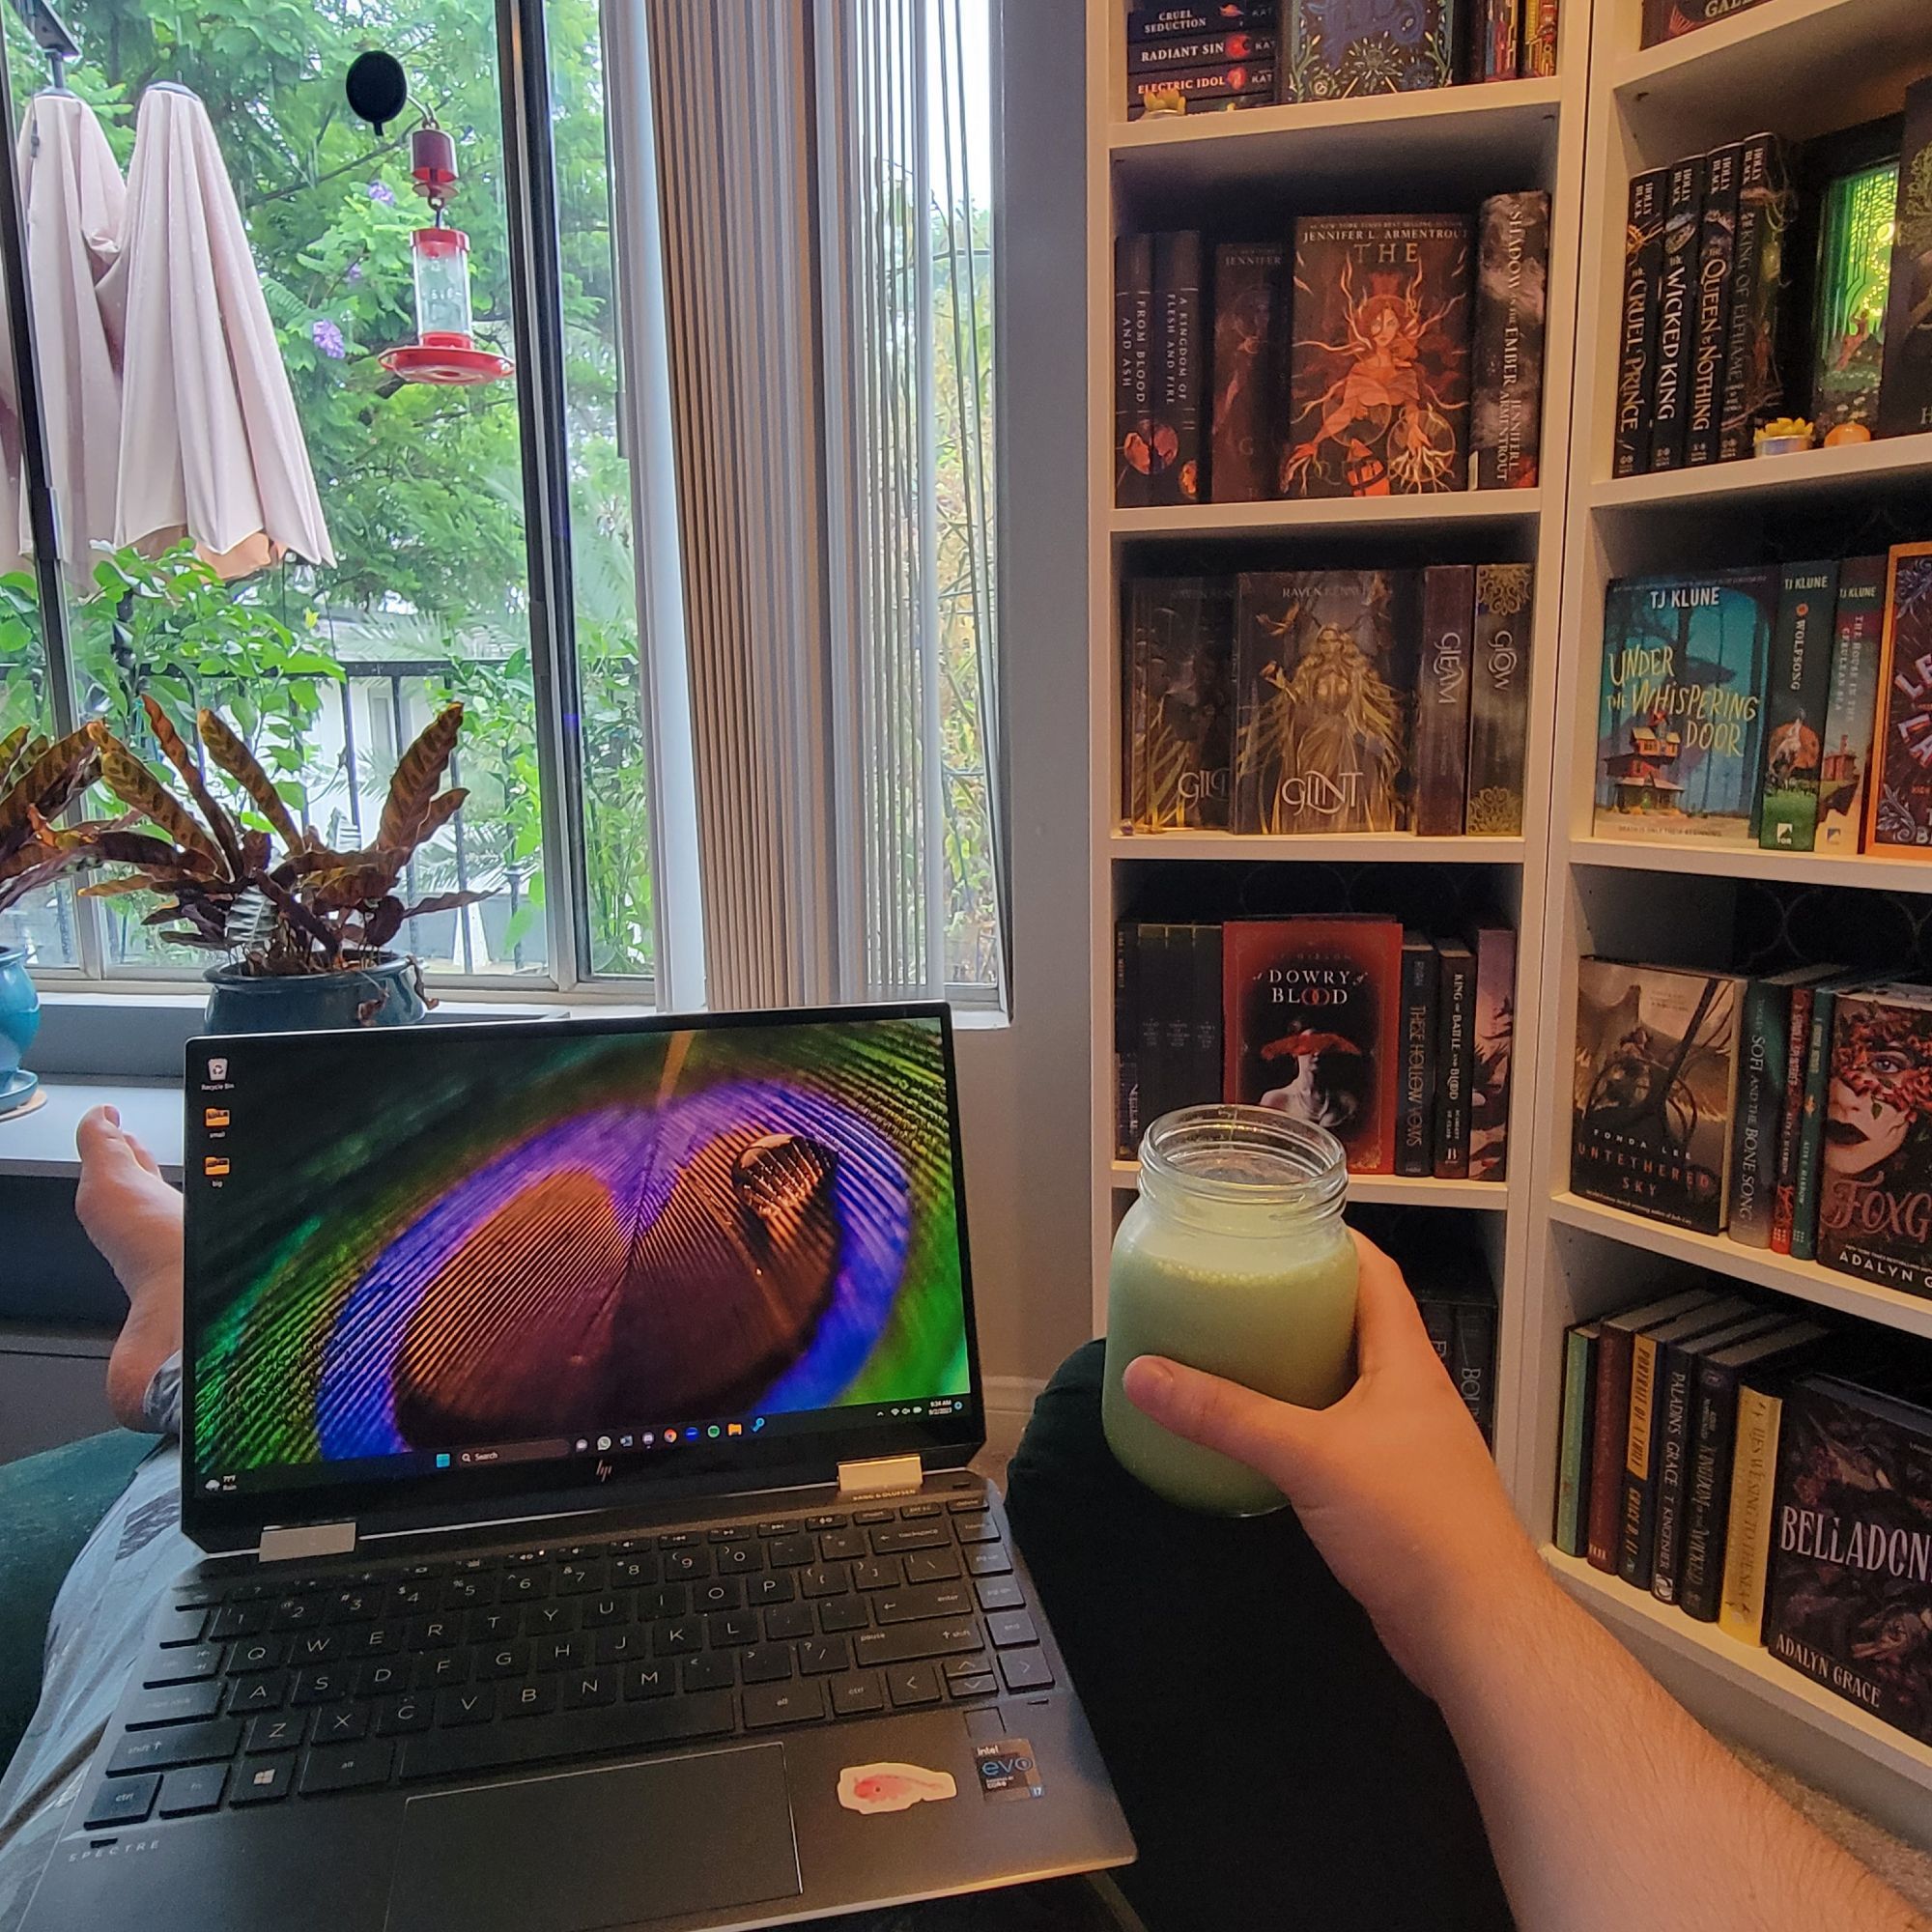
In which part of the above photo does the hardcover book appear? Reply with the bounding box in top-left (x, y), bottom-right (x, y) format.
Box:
top-left (1412, 564), bottom-right (1474, 837)
top-left (1613, 169), bottom-right (1668, 479)
top-left (1719, 134), bottom-right (1794, 462)
top-left (1397, 931), bottom-right (1438, 1179)
top-left (1572, 959), bottom-right (1743, 1234)
top-left (1764, 1376), bottom-right (1932, 1747)
top-left (1116, 923), bottom-right (1142, 1158)
top-left (1647, 155), bottom-right (1707, 473)
top-left (1285, 213), bottom-right (1471, 497)
top-left (1232, 570), bottom-right (1417, 835)
top-left (1469, 924), bottom-right (1515, 1182)
top-left (1866, 544), bottom-right (1932, 856)
top-left (1594, 569), bottom-right (1776, 843)
top-left (1116, 234), bottom-right (1155, 507)
top-left (1522, 0), bottom-right (1559, 78)
top-left (1466, 564), bottom-right (1535, 836)
top-left (1879, 78), bottom-right (1932, 439)
top-left (1719, 1373), bottom-right (1792, 1643)
top-left (1210, 242), bottom-right (1286, 502)
top-left (1557, 1322), bottom-right (1601, 1559)
top-left (1769, 977), bottom-right (1822, 1255)
top-left (1810, 160), bottom-right (1897, 439)
top-left (1433, 938), bottom-right (1475, 1179)
top-left (1470, 190), bottom-right (1549, 491)
top-left (1685, 143), bottom-right (1743, 469)
top-left (1150, 232), bottom-right (1205, 505)
top-left (1222, 918), bottom-right (1403, 1173)
top-left (1125, 578), bottom-right (1236, 831)
top-left (1816, 556), bottom-right (1889, 851)
top-left (1730, 967), bottom-right (1835, 1250)
top-left (1415, 1280), bottom-right (1497, 1442)
top-left (1282, 0), bottom-right (1458, 102)
top-left (1758, 561), bottom-right (1842, 852)
top-left (1792, 975), bottom-right (1875, 1264)
top-left (1640, 0), bottom-right (1773, 45)
top-left (1476, 0), bottom-right (1518, 82)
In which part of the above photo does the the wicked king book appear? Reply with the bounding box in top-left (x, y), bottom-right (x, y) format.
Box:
top-left (1233, 570), bottom-right (1418, 834)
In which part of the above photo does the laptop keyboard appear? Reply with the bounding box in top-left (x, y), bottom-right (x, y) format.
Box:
top-left (82, 1495), bottom-right (1050, 1830)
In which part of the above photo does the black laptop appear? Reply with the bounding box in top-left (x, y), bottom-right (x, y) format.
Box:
top-left (24, 1006), bottom-right (1131, 1932)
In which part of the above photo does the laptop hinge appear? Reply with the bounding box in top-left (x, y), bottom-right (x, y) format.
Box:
top-left (836, 1454), bottom-right (924, 1500)
top-left (258, 1520), bottom-right (356, 1564)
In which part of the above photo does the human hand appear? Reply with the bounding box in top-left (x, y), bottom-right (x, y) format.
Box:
top-left (1122, 1229), bottom-right (1551, 1703)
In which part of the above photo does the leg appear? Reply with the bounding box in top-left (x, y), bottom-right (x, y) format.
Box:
top-left (1005, 1342), bottom-right (1513, 1932)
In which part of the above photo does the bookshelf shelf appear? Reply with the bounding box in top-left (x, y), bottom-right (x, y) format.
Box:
top-left (1112, 495), bottom-right (1541, 541)
top-left (1590, 432), bottom-right (1932, 513)
top-left (1113, 1159), bottom-right (1510, 1209)
top-left (1565, 837), bottom-right (1932, 893)
top-left (1108, 831), bottom-right (1525, 865)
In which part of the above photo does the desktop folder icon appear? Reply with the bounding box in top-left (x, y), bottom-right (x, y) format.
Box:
top-left (203, 1156), bottom-right (230, 1178)
top-left (204, 1108), bottom-right (231, 1128)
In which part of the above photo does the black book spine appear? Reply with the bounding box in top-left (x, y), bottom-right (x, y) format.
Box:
top-left (1727, 978), bottom-right (1788, 1249)
top-left (1617, 1331), bottom-right (1665, 1588)
top-left (1614, 169), bottom-right (1667, 479)
top-left (1115, 922), bottom-right (1141, 1159)
top-left (1685, 144), bottom-right (1743, 468)
top-left (1397, 937), bottom-right (1439, 1177)
top-left (1680, 1359), bottom-right (1743, 1622)
top-left (1126, 28), bottom-right (1278, 72)
top-left (1719, 134), bottom-right (1790, 462)
top-left (1189, 923), bottom-right (1224, 1107)
top-left (1151, 232), bottom-right (1205, 506)
top-left (1649, 1341), bottom-right (1704, 1603)
top-left (1127, 2), bottom-right (1272, 43)
top-left (1116, 234), bottom-right (1153, 507)
top-left (1414, 565), bottom-right (1474, 836)
top-left (1137, 923), bottom-right (1173, 1132)
top-left (1454, 1298), bottom-right (1497, 1443)
top-left (1647, 155), bottom-right (1707, 473)
top-left (1433, 944), bottom-right (1474, 1178)
top-left (1879, 77), bottom-right (1932, 438)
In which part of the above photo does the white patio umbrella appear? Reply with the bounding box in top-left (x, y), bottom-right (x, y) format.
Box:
top-left (111, 83), bottom-right (332, 579)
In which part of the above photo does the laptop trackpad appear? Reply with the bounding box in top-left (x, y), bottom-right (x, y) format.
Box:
top-left (385, 1744), bottom-right (801, 1932)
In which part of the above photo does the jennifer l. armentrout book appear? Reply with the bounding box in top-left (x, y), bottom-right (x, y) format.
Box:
top-left (1816, 555), bottom-right (1889, 851)
top-left (1865, 543), bottom-right (1932, 858)
top-left (1210, 242), bottom-right (1286, 503)
top-left (1470, 191), bottom-right (1548, 491)
top-left (1757, 560), bottom-right (1841, 853)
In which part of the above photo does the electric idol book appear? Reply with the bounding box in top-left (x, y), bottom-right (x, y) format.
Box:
top-left (1572, 959), bottom-right (1744, 1234)
top-left (1594, 569), bottom-right (1776, 843)
top-left (1282, 0), bottom-right (1458, 103)
top-left (1866, 544), bottom-right (1932, 857)
top-left (1125, 578), bottom-right (1236, 831)
top-left (1223, 918), bottom-right (1402, 1174)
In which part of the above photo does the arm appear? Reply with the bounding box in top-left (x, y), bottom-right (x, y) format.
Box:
top-left (1122, 1235), bottom-right (1929, 1932)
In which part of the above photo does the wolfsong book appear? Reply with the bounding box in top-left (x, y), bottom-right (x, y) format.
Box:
top-left (1469, 925), bottom-right (1515, 1183)
top-left (1816, 556), bottom-right (1889, 851)
top-left (1285, 213), bottom-right (1471, 497)
top-left (1222, 918), bottom-right (1403, 1174)
top-left (1115, 234), bottom-right (1155, 507)
top-left (1150, 232), bottom-right (1205, 505)
top-left (1758, 561), bottom-right (1841, 853)
top-left (1233, 570), bottom-right (1417, 835)
top-left (1817, 984), bottom-right (1932, 1299)
top-left (1641, 0), bottom-right (1773, 45)
top-left (1470, 191), bottom-right (1549, 491)
top-left (1125, 577), bottom-right (1236, 831)
top-left (1684, 143), bottom-right (1742, 469)
top-left (1614, 169), bottom-right (1667, 480)
top-left (1281, 0), bottom-right (1457, 102)
top-left (1648, 155), bottom-right (1707, 473)
top-left (1810, 160), bottom-right (1897, 440)
top-left (1127, 28), bottom-right (1278, 73)
top-left (1412, 564), bottom-right (1474, 837)
top-left (1866, 544), bottom-right (1932, 857)
top-left (1594, 569), bottom-right (1776, 844)
top-left (1433, 939), bottom-right (1475, 1180)
top-left (1879, 78), bottom-right (1932, 439)
top-left (1764, 1376), bottom-right (1932, 1747)
top-left (1719, 134), bottom-right (1794, 463)
top-left (1465, 564), bottom-right (1534, 836)
top-left (1556, 1322), bottom-right (1601, 1558)
top-left (1210, 242), bottom-right (1286, 503)
top-left (1397, 931), bottom-right (1438, 1179)
top-left (1126, 64), bottom-right (1277, 118)
top-left (1572, 959), bottom-right (1743, 1234)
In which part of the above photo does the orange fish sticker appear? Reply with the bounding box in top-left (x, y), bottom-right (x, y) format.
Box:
top-left (836, 1763), bottom-right (957, 1815)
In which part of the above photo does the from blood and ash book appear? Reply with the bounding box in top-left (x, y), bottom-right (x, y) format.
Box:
top-left (1594, 569), bottom-right (1776, 844)
top-left (1613, 169), bottom-right (1667, 479)
top-left (1115, 235), bottom-right (1155, 507)
top-left (1640, 0), bottom-right (1773, 45)
top-left (1210, 242), bottom-right (1286, 502)
top-left (1412, 564), bottom-right (1474, 837)
top-left (1879, 79), bottom-right (1932, 440)
top-left (1758, 560), bottom-right (1842, 853)
top-left (1124, 578), bottom-right (1236, 831)
top-left (1469, 924), bottom-right (1515, 1182)
top-left (1648, 155), bottom-right (1707, 474)
top-left (1810, 159), bottom-right (1897, 440)
top-left (1572, 959), bottom-right (1743, 1235)
top-left (1470, 191), bottom-right (1549, 491)
top-left (1719, 134), bottom-right (1794, 462)
top-left (1222, 918), bottom-right (1403, 1174)
top-left (1397, 931), bottom-right (1438, 1179)
top-left (1285, 213), bottom-right (1471, 497)
top-left (1866, 544), bottom-right (1932, 857)
top-left (1281, 0), bottom-right (1458, 102)
top-left (1816, 556), bottom-right (1889, 852)
top-left (1232, 570), bottom-right (1417, 835)
top-left (1465, 564), bottom-right (1535, 836)
top-left (1150, 233), bottom-right (1205, 505)
top-left (1684, 143), bottom-right (1743, 469)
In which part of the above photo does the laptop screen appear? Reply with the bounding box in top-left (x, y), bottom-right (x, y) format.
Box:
top-left (182, 1008), bottom-right (977, 1535)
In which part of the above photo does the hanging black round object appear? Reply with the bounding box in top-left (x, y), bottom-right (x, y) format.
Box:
top-left (345, 51), bottom-right (409, 135)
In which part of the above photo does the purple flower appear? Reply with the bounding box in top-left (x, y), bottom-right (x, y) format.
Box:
top-left (368, 180), bottom-right (395, 205)
top-left (311, 317), bottom-right (346, 360)
top-left (345, 261), bottom-right (363, 285)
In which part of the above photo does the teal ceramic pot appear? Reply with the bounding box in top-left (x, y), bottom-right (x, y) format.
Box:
top-left (0, 944), bottom-right (39, 1112)
top-left (203, 956), bottom-right (430, 1035)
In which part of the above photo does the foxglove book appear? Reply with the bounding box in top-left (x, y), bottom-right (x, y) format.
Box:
top-left (1867, 544), bottom-right (1932, 857)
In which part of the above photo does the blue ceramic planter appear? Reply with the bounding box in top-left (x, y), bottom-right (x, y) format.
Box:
top-left (0, 944), bottom-right (39, 1113)
top-left (203, 955), bottom-right (429, 1035)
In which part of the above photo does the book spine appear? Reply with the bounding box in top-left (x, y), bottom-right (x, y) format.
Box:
top-left (1127, 63), bottom-right (1276, 114)
top-left (1480, 0), bottom-right (1520, 80)
top-left (1614, 170), bottom-right (1667, 479)
top-left (1136, 923), bottom-right (1172, 1131)
top-left (1586, 1322), bottom-right (1634, 1573)
top-left (1116, 235), bottom-right (1154, 508)
top-left (1397, 939), bottom-right (1439, 1178)
top-left (1433, 947), bottom-right (1474, 1179)
top-left (1719, 135), bottom-right (1791, 462)
top-left (1150, 233), bottom-right (1204, 506)
top-left (1414, 565), bottom-right (1474, 835)
top-left (1124, 581), bottom-right (1148, 826)
top-left (1685, 144), bottom-right (1742, 469)
top-left (1115, 923), bottom-right (1142, 1159)
top-left (1127, 2), bottom-right (1273, 41)
top-left (1209, 243), bottom-right (1284, 504)
top-left (1648, 155), bottom-right (1707, 473)
top-left (1680, 1359), bottom-right (1741, 1622)
top-left (1815, 555), bottom-right (1889, 852)
top-left (1471, 192), bottom-right (1549, 491)
top-left (1717, 1382), bottom-right (1784, 1644)
top-left (1790, 987), bottom-right (1837, 1262)
top-left (1649, 1340), bottom-right (1702, 1603)
top-left (1758, 561), bottom-right (1841, 853)
top-left (1879, 77), bottom-right (1932, 438)
top-left (1454, 1296), bottom-right (1496, 1443)
top-left (1190, 923), bottom-right (1224, 1107)
top-left (1769, 986), bottom-right (1815, 1255)
top-left (1727, 979), bottom-right (1788, 1249)
top-left (1522, 0), bottom-right (1559, 76)
top-left (1464, 565), bottom-right (1534, 837)
top-left (1618, 1330), bottom-right (1663, 1588)
top-left (1556, 1324), bottom-right (1600, 1557)
top-left (1126, 30), bottom-right (1279, 73)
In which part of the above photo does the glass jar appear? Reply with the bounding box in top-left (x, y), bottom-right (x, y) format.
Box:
top-left (1103, 1106), bottom-right (1357, 1516)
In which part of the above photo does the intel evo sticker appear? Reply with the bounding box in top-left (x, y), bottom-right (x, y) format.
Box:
top-left (837, 1763), bottom-right (958, 1815)
top-left (972, 1737), bottom-right (1042, 1803)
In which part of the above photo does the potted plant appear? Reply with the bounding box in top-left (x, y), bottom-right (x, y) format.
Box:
top-left (60, 697), bottom-right (491, 1034)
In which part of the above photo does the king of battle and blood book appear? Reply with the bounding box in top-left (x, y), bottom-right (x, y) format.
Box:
top-left (1572, 959), bottom-right (1744, 1235)
top-left (1124, 577), bottom-right (1236, 831)
top-left (1282, 0), bottom-right (1458, 103)
top-left (1465, 564), bottom-right (1535, 836)
top-left (1866, 543), bottom-right (1932, 857)
top-left (1810, 159), bottom-right (1897, 440)
top-left (1719, 134), bottom-right (1795, 463)
top-left (1470, 191), bottom-right (1549, 491)
top-left (1816, 555), bottom-right (1889, 852)
top-left (1285, 213), bottom-right (1471, 497)
top-left (1210, 242), bottom-right (1286, 502)
top-left (1647, 155), bottom-right (1707, 474)
top-left (1758, 560), bottom-right (1841, 853)
top-left (1764, 1376), bottom-right (1932, 1748)
top-left (1594, 569), bottom-right (1776, 844)
top-left (1469, 924), bottom-right (1515, 1182)
top-left (1880, 79), bottom-right (1932, 440)
top-left (1232, 570), bottom-right (1418, 835)
top-left (1613, 169), bottom-right (1668, 479)
top-left (1434, 938), bottom-right (1475, 1179)
top-left (1222, 918), bottom-right (1403, 1174)
top-left (1640, 0), bottom-right (1773, 45)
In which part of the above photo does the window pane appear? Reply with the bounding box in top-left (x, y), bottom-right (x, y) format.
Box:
top-left (0, 571), bottom-right (80, 965)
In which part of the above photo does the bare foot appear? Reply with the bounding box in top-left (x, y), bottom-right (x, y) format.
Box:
top-left (75, 1104), bottom-right (185, 1430)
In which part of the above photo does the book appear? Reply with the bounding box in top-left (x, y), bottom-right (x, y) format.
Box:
top-left (1465, 563), bottom-right (1535, 836)
top-left (1416, 1280), bottom-right (1497, 1442)
top-left (1128, 2), bottom-right (1272, 39)
top-left (1470, 191), bottom-right (1549, 491)
top-left (1731, 967), bottom-right (1835, 1250)
top-left (1816, 556), bottom-right (1889, 851)
top-left (1719, 1375), bottom-right (1791, 1644)
top-left (1127, 28), bottom-right (1278, 73)
top-left (1593, 569), bottom-right (1776, 844)
top-left (1683, 1322), bottom-right (1832, 1624)
top-left (1209, 242), bottom-right (1286, 503)
top-left (1285, 213), bottom-right (1471, 497)
top-left (1470, 925), bottom-right (1515, 1183)
top-left (1282, 0), bottom-right (1458, 101)
top-left (1149, 233), bottom-right (1204, 505)
top-left (1879, 78), bottom-right (1932, 439)
top-left (1647, 155), bottom-right (1707, 473)
top-left (1125, 578), bottom-right (1236, 831)
top-left (1865, 543), bottom-right (1932, 857)
top-left (1433, 938), bottom-right (1475, 1179)
top-left (1476, 0), bottom-right (1518, 82)
top-left (1189, 924), bottom-right (1225, 1113)
top-left (1136, 924), bottom-right (1183, 1131)
top-left (1587, 1289), bottom-right (1724, 1574)
top-left (1222, 918), bottom-right (1404, 1173)
top-left (1817, 983), bottom-right (1932, 1297)
top-left (1718, 135), bottom-right (1794, 462)
top-left (1572, 959), bottom-right (1743, 1234)
top-left (1793, 975), bottom-right (1881, 1264)
top-left (1556, 1321), bottom-right (1601, 1558)
top-left (1810, 160), bottom-right (1897, 440)
top-left (1115, 923), bottom-right (1143, 1158)
top-left (1413, 564), bottom-right (1474, 837)
top-left (1764, 1376), bottom-right (1932, 1746)
top-left (1641, 0), bottom-right (1772, 45)
top-left (1684, 143), bottom-right (1743, 469)
top-left (1613, 169), bottom-right (1668, 480)
top-left (1757, 561), bottom-right (1842, 852)
top-left (1397, 931), bottom-right (1439, 1179)
top-left (1127, 65), bottom-right (1277, 117)
top-left (1522, 0), bottom-right (1559, 78)
top-left (1232, 570), bottom-right (1417, 835)
top-left (1769, 979), bottom-right (1817, 1255)
top-left (1115, 234), bottom-right (1155, 507)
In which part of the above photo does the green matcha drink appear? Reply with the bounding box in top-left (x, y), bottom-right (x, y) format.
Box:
top-left (1104, 1107), bottom-right (1357, 1516)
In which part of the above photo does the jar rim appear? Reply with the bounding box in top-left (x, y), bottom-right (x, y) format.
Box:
top-left (1138, 1105), bottom-right (1348, 1212)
